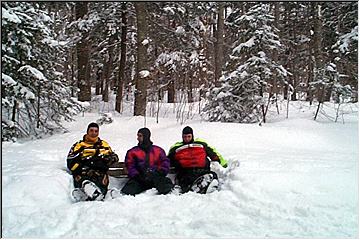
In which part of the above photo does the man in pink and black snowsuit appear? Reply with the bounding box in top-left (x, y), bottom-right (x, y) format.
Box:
top-left (121, 128), bottom-right (174, 195)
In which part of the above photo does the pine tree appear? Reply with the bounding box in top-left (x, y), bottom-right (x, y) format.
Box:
top-left (1, 2), bottom-right (81, 141)
top-left (328, 2), bottom-right (358, 102)
top-left (204, 3), bottom-right (289, 123)
top-left (149, 2), bottom-right (213, 104)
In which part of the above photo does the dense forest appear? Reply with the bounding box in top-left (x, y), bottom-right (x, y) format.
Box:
top-left (1, 2), bottom-right (358, 140)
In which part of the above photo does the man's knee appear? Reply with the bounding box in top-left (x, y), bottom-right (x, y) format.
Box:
top-left (155, 177), bottom-right (174, 194)
top-left (121, 179), bottom-right (144, 196)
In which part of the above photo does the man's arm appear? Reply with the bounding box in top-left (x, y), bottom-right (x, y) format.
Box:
top-left (124, 149), bottom-right (140, 178)
top-left (99, 140), bottom-right (119, 166)
top-left (158, 147), bottom-right (170, 175)
top-left (167, 142), bottom-right (183, 170)
top-left (66, 141), bottom-right (83, 173)
top-left (197, 139), bottom-right (228, 168)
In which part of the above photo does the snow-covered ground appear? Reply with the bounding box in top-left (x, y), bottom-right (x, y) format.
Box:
top-left (2, 100), bottom-right (358, 238)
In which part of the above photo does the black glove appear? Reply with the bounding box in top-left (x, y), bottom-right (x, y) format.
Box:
top-left (83, 157), bottom-right (108, 172)
top-left (101, 152), bottom-right (119, 166)
top-left (134, 174), bottom-right (147, 184)
top-left (134, 169), bottom-right (164, 184)
top-left (92, 158), bottom-right (109, 172)
top-left (144, 169), bottom-right (165, 182)
top-left (133, 170), bottom-right (157, 184)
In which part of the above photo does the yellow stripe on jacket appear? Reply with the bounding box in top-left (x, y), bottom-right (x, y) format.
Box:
top-left (73, 140), bottom-right (112, 159)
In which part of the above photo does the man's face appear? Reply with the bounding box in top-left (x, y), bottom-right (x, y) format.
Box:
top-left (137, 133), bottom-right (144, 144)
top-left (87, 127), bottom-right (99, 138)
top-left (182, 134), bottom-right (193, 144)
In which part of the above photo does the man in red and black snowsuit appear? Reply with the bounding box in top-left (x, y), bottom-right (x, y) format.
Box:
top-left (121, 128), bottom-right (174, 195)
top-left (168, 126), bottom-right (228, 194)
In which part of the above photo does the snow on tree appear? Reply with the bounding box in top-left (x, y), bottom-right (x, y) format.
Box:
top-left (1, 2), bottom-right (81, 141)
top-left (204, 3), bottom-right (289, 123)
top-left (309, 2), bottom-right (357, 115)
top-left (328, 2), bottom-right (358, 102)
top-left (148, 2), bottom-right (213, 104)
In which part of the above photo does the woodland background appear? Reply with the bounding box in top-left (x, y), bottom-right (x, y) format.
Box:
top-left (1, 2), bottom-right (358, 141)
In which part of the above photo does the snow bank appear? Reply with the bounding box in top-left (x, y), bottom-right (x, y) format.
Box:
top-left (2, 101), bottom-right (358, 238)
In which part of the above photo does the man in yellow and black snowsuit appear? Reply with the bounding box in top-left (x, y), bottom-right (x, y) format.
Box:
top-left (67, 122), bottom-right (118, 201)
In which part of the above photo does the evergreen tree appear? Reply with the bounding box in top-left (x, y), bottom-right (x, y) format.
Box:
top-left (328, 2), bottom-right (358, 102)
top-left (149, 2), bottom-right (213, 103)
top-left (2, 2), bottom-right (81, 141)
top-left (204, 3), bottom-right (289, 123)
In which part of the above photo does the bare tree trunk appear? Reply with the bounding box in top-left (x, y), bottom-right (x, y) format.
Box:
top-left (313, 3), bottom-right (323, 86)
top-left (272, 2), bottom-right (280, 96)
top-left (306, 50), bottom-right (314, 104)
top-left (313, 2), bottom-right (324, 120)
top-left (156, 88), bottom-right (161, 123)
top-left (102, 41), bottom-right (114, 103)
top-left (64, 50), bottom-right (70, 93)
top-left (134, 2), bottom-right (148, 116)
top-left (291, 6), bottom-right (298, 101)
top-left (12, 100), bottom-right (17, 122)
top-left (211, 11), bottom-right (217, 84)
top-left (102, 58), bottom-right (110, 103)
top-left (305, 4), bottom-right (314, 104)
top-left (291, 37), bottom-right (298, 101)
top-left (291, 74), bottom-right (298, 101)
top-left (260, 84), bottom-right (266, 123)
top-left (69, 48), bottom-right (76, 97)
top-left (36, 83), bottom-right (41, 128)
top-left (64, 5), bottom-right (75, 97)
top-left (264, 89), bottom-right (273, 121)
top-left (95, 68), bottom-right (101, 95)
top-left (100, 67), bottom-right (104, 95)
top-left (201, 25), bottom-right (209, 97)
top-left (116, 3), bottom-right (127, 113)
top-left (86, 50), bottom-right (91, 94)
top-left (284, 84), bottom-right (289, 100)
top-left (188, 74), bottom-right (193, 103)
top-left (283, 3), bottom-right (290, 100)
top-left (199, 54), bottom-right (206, 101)
top-left (76, 2), bottom-right (91, 102)
top-left (214, 2), bottom-right (225, 87)
top-left (167, 78), bottom-right (175, 103)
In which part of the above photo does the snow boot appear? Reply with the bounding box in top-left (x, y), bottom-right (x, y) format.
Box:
top-left (205, 179), bottom-right (219, 193)
top-left (82, 180), bottom-right (104, 201)
top-left (108, 188), bottom-right (122, 199)
top-left (71, 188), bottom-right (88, 202)
top-left (190, 172), bottom-right (218, 194)
top-left (171, 185), bottom-right (182, 195)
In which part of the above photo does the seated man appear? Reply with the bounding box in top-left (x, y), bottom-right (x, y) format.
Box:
top-left (67, 122), bottom-right (118, 201)
top-left (121, 128), bottom-right (173, 196)
top-left (168, 126), bottom-right (228, 194)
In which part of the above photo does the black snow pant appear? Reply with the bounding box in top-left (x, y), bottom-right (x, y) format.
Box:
top-left (121, 173), bottom-right (174, 196)
top-left (177, 169), bottom-right (218, 193)
top-left (73, 169), bottom-right (109, 195)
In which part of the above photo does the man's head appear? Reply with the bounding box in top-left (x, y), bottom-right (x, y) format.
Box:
top-left (87, 122), bottom-right (99, 138)
top-left (182, 126), bottom-right (193, 144)
top-left (137, 127), bottom-right (151, 144)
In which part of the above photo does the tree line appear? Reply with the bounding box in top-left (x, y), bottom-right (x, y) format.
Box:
top-left (1, 2), bottom-right (358, 140)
